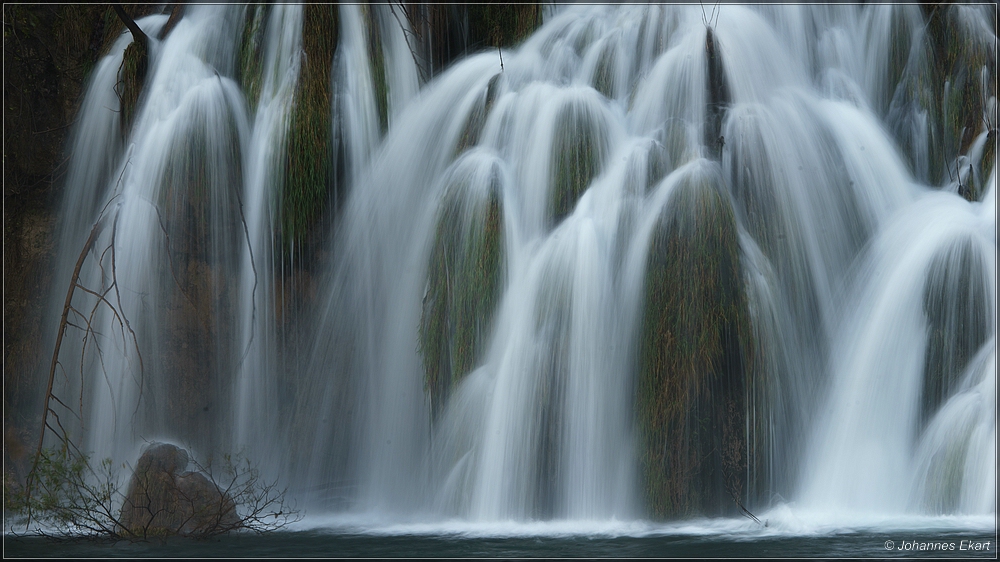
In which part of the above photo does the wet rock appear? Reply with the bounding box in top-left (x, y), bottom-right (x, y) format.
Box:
top-left (637, 162), bottom-right (753, 518)
top-left (420, 157), bottom-right (506, 419)
top-left (119, 443), bottom-right (240, 536)
top-left (456, 72), bottom-right (504, 155)
top-left (283, 4), bottom-right (338, 244)
top-left (921, 236), bottom-right (990, 429)
top-left (550, 98), bottom-right (612, 223)
top-left (704, 27), bottom-right (729, 160)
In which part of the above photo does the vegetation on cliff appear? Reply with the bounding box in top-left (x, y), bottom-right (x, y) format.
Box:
top-left (637, 163), bottom-right (755, 518)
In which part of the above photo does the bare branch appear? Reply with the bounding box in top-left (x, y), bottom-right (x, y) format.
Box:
top-left (112, 4), bottom-right (149, 51)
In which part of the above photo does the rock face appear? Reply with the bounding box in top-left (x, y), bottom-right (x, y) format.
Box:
top-left (3, 4), bottom-right (157, 480)
top-left (921, 237), bottom-right (990, 429)
top-left (119, 443), bottom-right (240, 536)
top-left (420, 157), bottom-right (506, 419)
top-left (637, 162), bottom-right (753, 518)
top-left (550, 98), bottom-right (612, 224)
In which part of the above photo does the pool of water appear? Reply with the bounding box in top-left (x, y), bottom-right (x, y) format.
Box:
top-left (6, 510), bottom-right (996, 558)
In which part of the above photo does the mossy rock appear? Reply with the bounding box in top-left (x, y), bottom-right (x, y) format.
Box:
top-left (870, 6), bottom-right (922, 118)
top-left (623, 138), bottom-right (670, 196)
top-left (362, 5), bottom-right (389, 135)
top-left (571, 18), bottom-right (599, 57)
top-left (879, 6), bottom-right (985, 187)
top-left (237, 4), bottom-right (269, 114)
top-left (925, 4), bottom-right (996, 188)
top-left (592, 38), bottom-right (619, 100)
top-left (282, 5), bottom-right (337, 246)
top-left (157, 105), bottom-right (245, 260)
top-left (885, 28), bottom-right (943, 184)
top-left (704, 27), bottom-right (729, 160)
top-left (467, 4), bottom-right (542, 51)
top-left (655, 119), bottom-right (696, 175)
top-left (634, 6), bottom-right (676, 68)
top-left (972, 131), bottom-right (996, 199)
top-left (723, 109), bottom-right (784, 261)
top-left (920, 236), bottom-right (990, 430)
top-left (550, 99), bottom-right (612, 223)
top-left (419, 158), bottom-right (506, 419)
top-left (456, 73), bottom-right (504, 156)
top-left (528, 253), bottom-right (575, 518)
top-left (119, 443), bottom-right (240, 536)
top-left (637, 162), bottom-right (753, 518)
top-left (117, 38), bottom-right (147, 138)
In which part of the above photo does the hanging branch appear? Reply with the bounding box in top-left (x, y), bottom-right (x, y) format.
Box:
top-left (24, 157), bottom-right (146, 518)
top-left (112, 4), bottom-right (149, 51)
top-left (388, 1), bottom-right (430, 83)
top-left (27, 200), bottom-right (121, 519)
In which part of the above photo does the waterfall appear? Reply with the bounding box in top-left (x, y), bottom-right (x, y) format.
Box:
top-left (233, 3), bottom-right (304, 471)
top-left (46, 4), bottom-right (994, 523)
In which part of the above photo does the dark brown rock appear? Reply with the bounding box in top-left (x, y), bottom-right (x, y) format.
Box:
top-left (119, 443), bottom-right (240, 536)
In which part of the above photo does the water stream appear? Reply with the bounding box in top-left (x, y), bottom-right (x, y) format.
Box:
top-left (41, 3), bottom-right (996, 539)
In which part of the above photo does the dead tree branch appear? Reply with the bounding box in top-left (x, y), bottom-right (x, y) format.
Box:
top-left (113, 4), bottom-right (149, 51)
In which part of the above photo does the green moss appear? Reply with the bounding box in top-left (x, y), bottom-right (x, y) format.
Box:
top-left (976, 133), bottom-right (996, 196)
top-left (637, 165), bottom-right (753, 518)
top-left (456, 73), bottom-right (503, 156)
top-left (658, 119), bottom-right (694, 173)
top-left (623, 139), bottom-right (669, 197)
top-left (925, 5), bottom-right (995, 191)
top-left (921, 236), bottom-right (990, 430)
top-left (550, 102), bottom-right (610, 223)
top-left (419, 168), bottom-right (506, 419)
top-left (724, 117), bottom-right (783, 261)
top-left (634, 6), bottom-right (675, 65)
top-left (571, 19), bottom-right (598, 57)
top-left (467, 4), bottom-right (541, 50)
top-left (238, 4), bottom-right (269, 115)
top-left (117, 38), bottom-right (147, 137)
top-left (363, 6), bottom-right (389, 135)
top-left (282, 5), bottom-right (337, 245)
top-left (705, 27), bottom-right (729, 160)
top-left (884, 7), bottom-right (916, 116)
top-left (890, 36), bottom-right (941, 184)
top-left (592, 41), bottom-right (617, 100)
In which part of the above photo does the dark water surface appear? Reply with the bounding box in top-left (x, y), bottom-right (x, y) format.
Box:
top-left (6, 515), bottom-right (997, 558)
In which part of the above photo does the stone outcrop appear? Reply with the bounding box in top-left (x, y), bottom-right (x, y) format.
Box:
top-left (637, 162), bottom-right (753, 518)
top-left (119, 443), bottom-right (240, 536)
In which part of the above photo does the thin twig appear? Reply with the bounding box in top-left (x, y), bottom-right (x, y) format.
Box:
top-left (388, 2), bottom-right (429, 83)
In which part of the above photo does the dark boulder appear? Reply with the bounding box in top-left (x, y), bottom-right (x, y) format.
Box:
top-left (119, 442), bottom-right (240, 536)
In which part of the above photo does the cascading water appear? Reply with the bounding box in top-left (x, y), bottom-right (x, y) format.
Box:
top-left (45, 3), bottom-right (994, 530)
top-left (232, 3), bottom-right (303, 470)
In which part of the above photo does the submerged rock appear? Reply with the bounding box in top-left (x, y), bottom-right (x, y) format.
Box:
top-left (637, 162), bottom-right (754, 518)
top-left (119, 443), bottom-right (240, 536)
